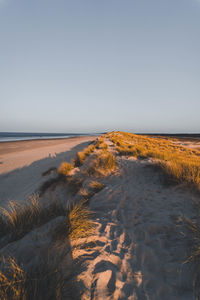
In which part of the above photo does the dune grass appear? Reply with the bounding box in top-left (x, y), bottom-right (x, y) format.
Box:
top-left (0, 256), bottom-right (27, 300)
top-left (0, 200), bottom-right (94, 299)
top-left (0, 194), bottom-right (66, 240)
top-left (94, 137), bottom-right (108, 150)
top-left (74, 144), bottom-right (96, 167)
top-left (68, 200), bottom-right (95, 240)
top-left (57, 162), bottom-right (74, 176)
top-left (87, 150), bottom-right (116, 176)
top-left (0, 255), bottom-right (73, 300)
top-left (88, 181), bottom-right (105, 193)
top-left (109, 131), bottom-right (200, 188)
top-left (0, 193), bottom-right (94, 241)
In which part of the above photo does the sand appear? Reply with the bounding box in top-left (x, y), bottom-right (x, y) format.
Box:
top-left (0, 136), bottom-right (97, 206)
top-left (0, 135), bottom-right (198, 299)
top-left (71, 138), bottom-right (197, 299)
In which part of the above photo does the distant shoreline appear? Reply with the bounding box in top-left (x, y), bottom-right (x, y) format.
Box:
top-left (0, 135), bottom-right (95, 143)
top-left (0, 136), bottom-right (97, 156)
top-left (0, 133), bottom-right (100, 143)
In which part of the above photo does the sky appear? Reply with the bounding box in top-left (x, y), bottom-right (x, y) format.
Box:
top-left (0, 0), bottom-right (200, 133)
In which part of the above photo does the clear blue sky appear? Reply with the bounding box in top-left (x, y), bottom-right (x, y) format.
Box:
top-left (0, 0), bottom-right (200, 133)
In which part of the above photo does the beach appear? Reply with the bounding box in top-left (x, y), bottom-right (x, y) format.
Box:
top-left (0, 132), bottom-right (199, 299)
top-left (0, 136), bottom-right (97, 207)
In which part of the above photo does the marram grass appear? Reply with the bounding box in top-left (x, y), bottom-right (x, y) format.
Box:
top-left (109, 131), bottom-right (200, 188)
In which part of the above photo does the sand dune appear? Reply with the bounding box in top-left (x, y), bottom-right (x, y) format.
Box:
top-left (0, 135), bottom-right (198, 299)
top-left (74, 154), bottom-right (196, 299)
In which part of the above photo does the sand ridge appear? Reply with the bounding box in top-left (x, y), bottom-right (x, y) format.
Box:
top-left (72, 139), bottom-right (197, 299)
top-left (0, 136), bottom-right (198, 299)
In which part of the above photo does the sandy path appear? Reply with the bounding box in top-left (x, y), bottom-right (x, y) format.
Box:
top-left (0, 136), bottom-right (96, 207)
top-left (74, 144), bottom-right (196, 299)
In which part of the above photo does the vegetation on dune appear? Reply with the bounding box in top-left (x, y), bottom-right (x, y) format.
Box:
top-left (0, 255), bottom-right (72, 300)
top-left (109, 131), bottom-right (200, 188)
top-left (0, 194), bottom-right (66, 240)
top-left (0, 136), bottom-right (111, 299)
top-left (0, 200), bottom-right (94, 299)
top-left (87, 150), bottom-right (116, 176)
top-left (88, 181), bottom-right (105, 192)
top-left (0, 256), bottom-right (27, 300)
top-left (94, 137), bottom-right (108, 150)
top-left (57, 136), bottom-right (108, 174)
top-left (74, 144), bottom-right (96, 167)
top-left (68, 200), bottom-right (95, 240)
top-left (58, 162), bottom-right (74, 176)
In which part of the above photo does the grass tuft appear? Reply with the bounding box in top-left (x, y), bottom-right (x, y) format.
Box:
top-left (68, 200), bottom-right (95, 240)
top-left (74, 144), bottom-right (95, 167)
top-left (0, 255), bottom-right (73, 300)
top-left (57, 162), bottom-right (74, 176)
top-left (0, 194), bottom-right (66, 240)
top-left (87, 150), bottom-right (116, 176)
top-left (88, 181), bottom-right (105, 192)
top-left (0, 256), bottom-right (26, 299)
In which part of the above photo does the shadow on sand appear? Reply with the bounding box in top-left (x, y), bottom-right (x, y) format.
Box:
top-left (0, 140), bottom-right (92, 207)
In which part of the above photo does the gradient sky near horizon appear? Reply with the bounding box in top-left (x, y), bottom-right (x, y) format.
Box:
top-left (0, 0), bottom-right (200, 133)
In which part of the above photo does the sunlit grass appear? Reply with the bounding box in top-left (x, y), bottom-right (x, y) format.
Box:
top-left (109, 131), bottom-right (200, 188)
top-left (74, 144), bottom-right (96, 167)
top-left (57, 162), bottom-right (74, 176)
top-left (87, 150), bottom-right (116, 176)
top-left (68, 200), bottom-right (95, 240)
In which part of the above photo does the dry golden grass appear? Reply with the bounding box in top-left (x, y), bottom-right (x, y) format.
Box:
top-left (0, 201), bottom-right (94, 297)
top-left (0, 192), bottom-right (94, 241)
top-left (74, 144), bottom-right (95, 167)
top-left (87, 150), bottom-right (116, 176)
top-left (68, 200), bottom-right (95, 240)
top-left (0, 256), bottom-right (71, 300)
top-left (0, 256), bottom-right (26, 300)
top-left (94, 137), bottom-right (108, 150)
top-left (109, 131), bottom-right (200, 188)
top-left (0, 194), bottom-right (66, 240)
top-left (57, 162), bottom-right (74, 176)
top-left (88, 181), bottom-right (105, 192)
top-left (78, 187), bottom-right (91, 199)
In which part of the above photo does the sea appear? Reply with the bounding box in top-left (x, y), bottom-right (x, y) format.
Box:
top-left (0, 132), bottom-right (95, 142)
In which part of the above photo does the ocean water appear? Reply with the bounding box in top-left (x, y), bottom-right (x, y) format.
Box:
top-left (0, 132), bottom-right (91, 142)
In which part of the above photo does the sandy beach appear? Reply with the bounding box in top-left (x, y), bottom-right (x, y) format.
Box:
top-left (0, 136), bottom-right (97, 206)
